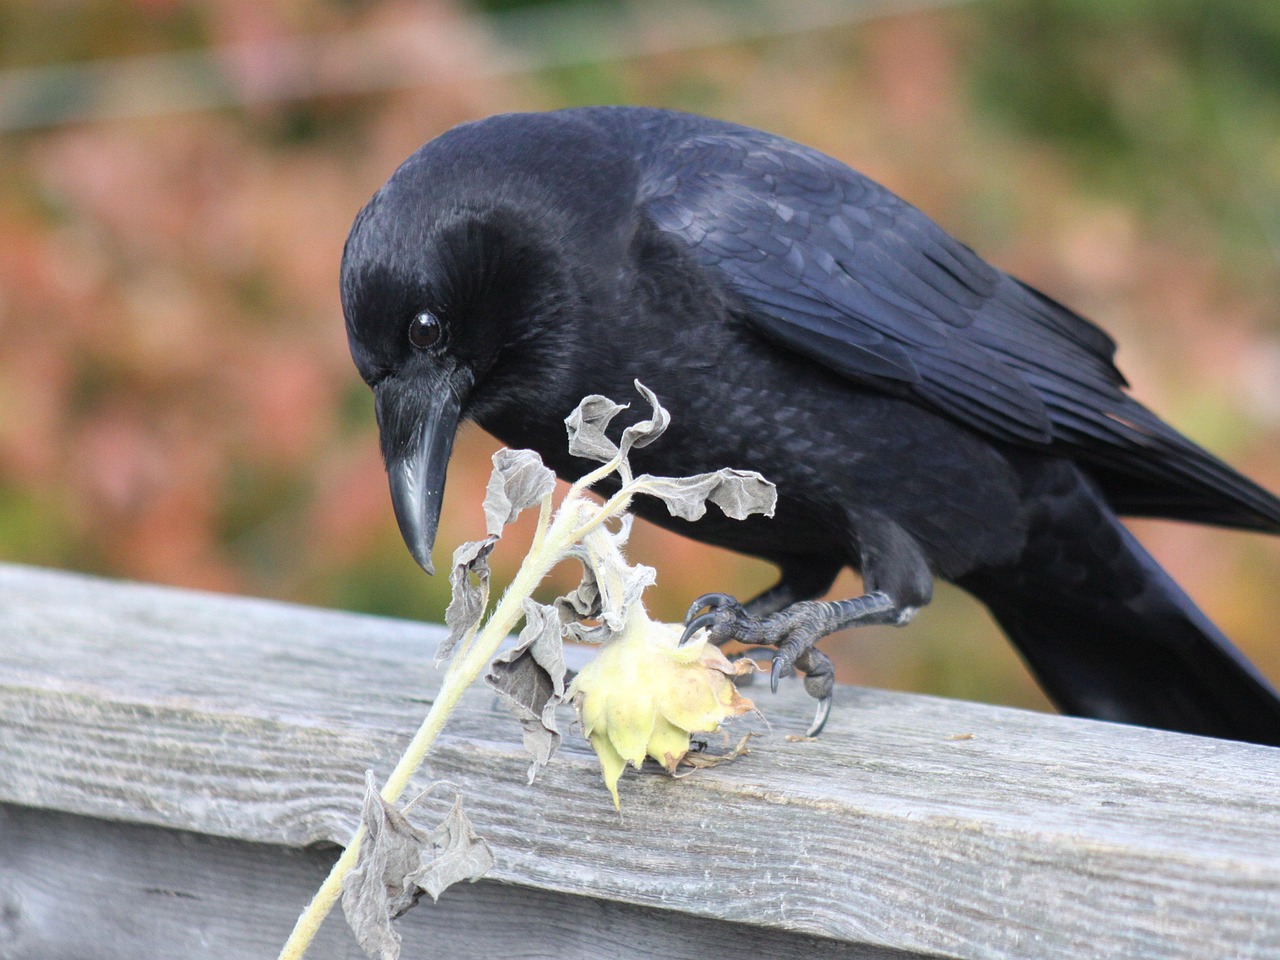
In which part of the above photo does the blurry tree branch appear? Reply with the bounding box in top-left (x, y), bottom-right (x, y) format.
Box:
top-left (0, 0), bottom-right (972, 132)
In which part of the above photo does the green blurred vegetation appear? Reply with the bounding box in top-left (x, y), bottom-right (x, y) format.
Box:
top-left (977, 0), bottom-right (1280, 284)
top-left (1, 0), bottom-right (1278, 711)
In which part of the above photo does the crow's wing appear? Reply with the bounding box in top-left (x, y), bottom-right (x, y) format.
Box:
top-left (635, 124), bottom-right (1143, 450)
top-left (624, 117), bottom-right (1280, 528)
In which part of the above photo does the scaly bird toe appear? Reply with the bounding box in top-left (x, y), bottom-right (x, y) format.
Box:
top-left (682, 591), bottom-right (903, 735)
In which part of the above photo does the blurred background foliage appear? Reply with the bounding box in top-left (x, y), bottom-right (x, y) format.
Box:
top-left (2, 0), bottom-right (1279, 714)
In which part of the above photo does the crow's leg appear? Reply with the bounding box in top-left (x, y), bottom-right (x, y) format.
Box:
top-left (743, 558), bottom-right (843, 618)
top-left (681, 592), bottom-right (908, 732)
top-left (680, 555), bottom-right (839, 675)
top-left (682, 522), bottom-right (930, 735)
top-left (680, 557), bottom-right (840, 645)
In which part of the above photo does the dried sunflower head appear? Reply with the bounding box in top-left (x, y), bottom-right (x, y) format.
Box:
top-left (569, 603), bottom-right (755, 809)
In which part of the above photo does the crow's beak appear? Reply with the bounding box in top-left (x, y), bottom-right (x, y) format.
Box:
top-left (378, 380), bottom-right (463, 576)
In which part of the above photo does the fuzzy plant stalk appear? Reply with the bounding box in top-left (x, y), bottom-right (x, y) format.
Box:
top-left (277, 381), bottom-right (775, 960)
top-left (277, 484), bottom-right (595, 958)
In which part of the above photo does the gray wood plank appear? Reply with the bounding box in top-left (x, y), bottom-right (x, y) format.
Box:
top-left (2, 562), bottom-right (1279, 959)
top-left (0, 804), bottom-right (903, 960)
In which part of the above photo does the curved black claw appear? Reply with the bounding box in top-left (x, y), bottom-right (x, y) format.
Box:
top-left (769, 654), bottom-right (790, 693)
top-left (797, 647), bottom-right (835, 736)
top-left (680, 592), bottom-right (751, 646)
top-left (770, 643), bottom-right (833, 734)
top-left (807, 695), bottom-right (833, 738)
top-left (683, 592), bottom-right (739, 625)
top-left (679, 611), bottom-right (718, 646)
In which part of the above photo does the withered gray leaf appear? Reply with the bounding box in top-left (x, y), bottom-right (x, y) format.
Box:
top-left (341, 775), bottom-right (495, 960)
top-left (483, 448), bottom-right (555, 537)
top-left (486, 599), bottom-right (567, 782)
top-left (564, 394), bottom-right (626, 463)
top-left (632, 468), bottom-right (777, 522)
top-left (408, 795), bottom-right (496, 902)
top-left (558, 516), bottom-right (651, 636)
top-left (555, 566), bottom-right (599, 622)
top-left (563, 381), bottom-right (671, 470)
top-left (437, 537), bottom-right (495, 665)
top-left (597, 556), bottom-right (655, 632)
top-left (617, 380), bottom-right (670, 456)
top-left (554, 558), bottom-right (608, 644)
top-left (340, 773), bottom-right (431, 960)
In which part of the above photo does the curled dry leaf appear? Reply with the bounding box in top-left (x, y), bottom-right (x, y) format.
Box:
top-left (631, 468), bottom-right (777, 522)
top-left (483, 448), bottom-right (556, 537)
top-left (340, 774), bottom-right (494, 960)
top-left (437, 537), bottom-right (495, 665)
top-left (437, 449), bottom-right (554, 665)
top-left (564, 380), bottom-right (670, 479)
top-left (564, 394), bottom-right (628, 463)
top-left (562, 519), bottom-right (654, 636)
top-left (341, 774), bottom-right (428, 960)
top-left (409, 793), bottom-right (496, 902)
top-left (485, 599), bottom-right (568, 783)
top-left (553, 513), bottom-right (633, 643)
top-left (677, 733), bottom-right (756, 771)
top-left (616, 381), bottom-right (671, 457)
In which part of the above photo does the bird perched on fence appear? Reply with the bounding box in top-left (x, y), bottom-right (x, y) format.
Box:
top-left (340, 106), bottom-right (1280, 746)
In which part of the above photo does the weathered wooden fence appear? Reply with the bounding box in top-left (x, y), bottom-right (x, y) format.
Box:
top-left (1, 562), bottom-right (1278, 959)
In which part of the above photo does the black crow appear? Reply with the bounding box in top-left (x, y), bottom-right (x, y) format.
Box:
top-left (340, 106), bottom-right (1280, 745)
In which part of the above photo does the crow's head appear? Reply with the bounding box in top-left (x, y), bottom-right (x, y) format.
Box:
top-left (340, 112), bottom-right (639, 572)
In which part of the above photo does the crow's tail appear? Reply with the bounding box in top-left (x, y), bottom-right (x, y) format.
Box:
top-left (960, 470), bottom-right (1280, 747)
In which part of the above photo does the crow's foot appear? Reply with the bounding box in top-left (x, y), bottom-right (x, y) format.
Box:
top-left (680, 591), bottom-right (899, 736)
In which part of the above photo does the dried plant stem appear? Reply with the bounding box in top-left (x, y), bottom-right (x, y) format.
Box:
top-left (277, 497), bottom-right (584, 960)
top-left (278, 386), bottom-right (773, 959)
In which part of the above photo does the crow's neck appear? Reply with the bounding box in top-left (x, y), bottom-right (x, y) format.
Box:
top-left (469, 219), bottom-right (743, 480)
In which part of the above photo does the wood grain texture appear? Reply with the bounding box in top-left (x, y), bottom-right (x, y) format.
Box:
top-left (0, 804), bottom-right (903, 960)
top-left (2, 562), bottom-right (1279, 959)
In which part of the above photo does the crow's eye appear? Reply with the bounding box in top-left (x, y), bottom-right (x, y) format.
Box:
top-left (408, 311), bottom-right (442, 350)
